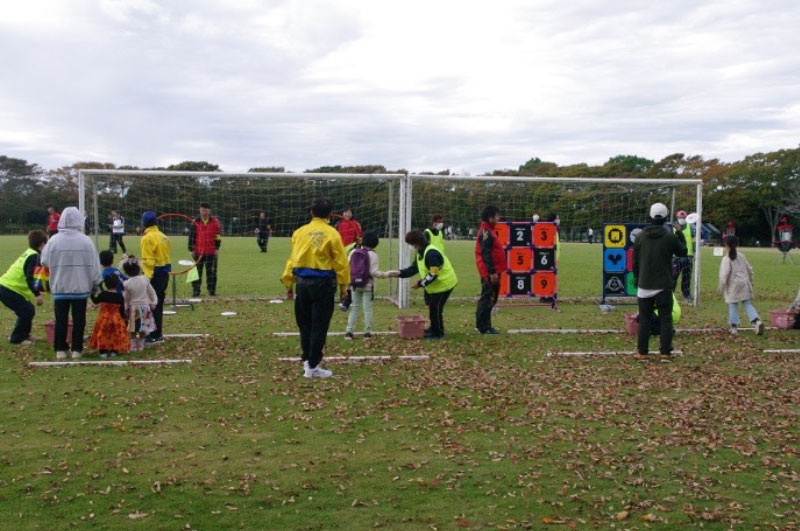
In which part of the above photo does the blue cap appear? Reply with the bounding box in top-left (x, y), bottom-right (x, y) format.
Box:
top-left (141, 210), bottom-right (158, 226)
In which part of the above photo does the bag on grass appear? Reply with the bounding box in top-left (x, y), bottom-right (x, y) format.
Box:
top-left (349, 247), bottom-right (371, 288)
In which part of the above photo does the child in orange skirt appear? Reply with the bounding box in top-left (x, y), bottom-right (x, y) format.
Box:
top-left (89, 275), bottom-right (130, 358)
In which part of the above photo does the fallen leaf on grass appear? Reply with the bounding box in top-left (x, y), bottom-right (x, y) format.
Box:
top-left (615, 510), bottom-right (629, 521)
top-left (128, 511), bottom-right (148, 520)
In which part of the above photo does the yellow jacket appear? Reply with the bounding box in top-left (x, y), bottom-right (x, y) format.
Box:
top-left (140, 226), bottom-right (171, 278)
top-left (281, 217), bottom-right (350, 290)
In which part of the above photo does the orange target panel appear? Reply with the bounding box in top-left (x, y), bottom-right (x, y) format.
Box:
top-left (532, 272), bottom-right (556, 297)
top-left (498, 272), bottom-right (510, 297)
top-left (533, 223), bottom-right (557, 248)
top-left (508, 248), bottom-right (532, 272)
top-left (494, 223), bottom-right (510, 247)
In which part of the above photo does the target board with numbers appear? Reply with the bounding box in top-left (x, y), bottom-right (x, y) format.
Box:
top-left (495, 222), bottom-right (558, 301)
top-left (602, 222), bottom-right (647, 302)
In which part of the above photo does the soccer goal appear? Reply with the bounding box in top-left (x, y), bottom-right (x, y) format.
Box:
top-left (78, 170), bottom-right (411, 307)
top-left (405, 175), bottom-right (703, 305)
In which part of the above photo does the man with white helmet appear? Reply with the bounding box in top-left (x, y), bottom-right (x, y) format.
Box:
top-left (632, 203), bottom-right (687, 363)
top-left (673, 210), bottom-right (694, 302)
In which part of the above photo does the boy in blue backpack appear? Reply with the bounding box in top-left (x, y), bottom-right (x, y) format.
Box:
top-left (345, 231), bottom-right (397, 340)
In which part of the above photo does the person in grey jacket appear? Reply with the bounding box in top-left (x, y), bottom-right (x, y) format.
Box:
top-left (40, 207), bottom-right (103, 360)
top-left (632, 202), bottom-right (687, 362)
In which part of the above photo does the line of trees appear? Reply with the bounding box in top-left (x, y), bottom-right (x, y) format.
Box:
top-left (1, 148), bottom-right (799, 244)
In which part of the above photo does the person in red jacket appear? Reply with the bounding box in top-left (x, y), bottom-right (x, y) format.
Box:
top-left (46, 206), bottom-right (60, 237)
top-left (337, 208), bottom-right (362, 249)
top-left (188, 202), bottom-right (222, 297)
top-left (475, 205), bottom-right (507, 334)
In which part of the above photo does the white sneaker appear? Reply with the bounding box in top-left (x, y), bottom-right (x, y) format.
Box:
top-left (304, 366), bottom-right (333, 379)
top-left (56, 351), bottom-right (68, 360)
top-left (754, 319), bottom-right (765, 336)
top-left (303, 361), bottom-right (310, 377)
top-left (71, 351), bottom-right (82, 359)
top-left (729, 326), bottom-right (738, 335)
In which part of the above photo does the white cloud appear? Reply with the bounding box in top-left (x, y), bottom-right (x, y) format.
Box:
top-left (0, 0), bottom-right (799, 173)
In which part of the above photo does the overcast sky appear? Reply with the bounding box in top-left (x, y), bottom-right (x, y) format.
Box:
top-left (1, 0), bottom-right (798, 173)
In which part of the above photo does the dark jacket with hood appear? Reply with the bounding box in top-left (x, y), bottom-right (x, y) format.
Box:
top-left (632, 223), bottom-right (687, 291)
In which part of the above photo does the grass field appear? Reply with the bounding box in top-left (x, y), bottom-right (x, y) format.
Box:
top-left (1, 234), bottom-right (799, 530)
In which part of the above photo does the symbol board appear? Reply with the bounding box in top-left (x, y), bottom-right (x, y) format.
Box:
top-left (602, 222), bottom-right (646, 301)
top-left (496, 222), bottom-right (558, 300)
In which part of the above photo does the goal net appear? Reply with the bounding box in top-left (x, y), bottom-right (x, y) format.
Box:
top-left (406, 175), bottom-right (703, 305)
top-left (79, 170), bottom-right (406, 305)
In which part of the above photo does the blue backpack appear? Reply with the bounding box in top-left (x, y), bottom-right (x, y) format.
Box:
top-left (349, 248), bottom-right (371, 288)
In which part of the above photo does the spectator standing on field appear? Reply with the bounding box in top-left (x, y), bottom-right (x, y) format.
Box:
top-left (475, 206), bottom-right (507, 335)
top-left (673, 210), bottom-right (695, 302)
top-left (109, 210), bottom-right (127, 254)
top-left (140, 210), bottom-right (171, 345)
top-left (718, 235), bottom-right (765, 335)
top-left (281, 197), bottom-right (350, 379)
top-left (0, 230), bottom-right (48, 345)
top-left (424, 215), bottom-right (447, 254)
top-left (336, 207), bottom-right (362, 250)
top-left (632, 202), bottom-right (687, 363)
top-left (256, 211), bottom-right (271, 253)
top-left (41, 207), bottom-right (103, 360)
top-left (188, 202), bottom-right (222, 297)
top-left (46, 206), bottom-right (60, 237)
top-left (588, 227), bottom-right (594, 244)
top-left (344, 231), bottom-right (397, 340)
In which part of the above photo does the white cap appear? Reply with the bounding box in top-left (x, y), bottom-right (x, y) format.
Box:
top-left (649, 202), bottom-right (668, 219)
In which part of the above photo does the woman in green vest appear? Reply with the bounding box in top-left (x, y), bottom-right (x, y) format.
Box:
top-left (0, 230), bottom-right (48, 344)
top-left (396, 230), bottom-right (457, 340)
top-left (424, 215), bottom-right (446, 254)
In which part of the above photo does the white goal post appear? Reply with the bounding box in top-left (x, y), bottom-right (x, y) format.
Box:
top-left (78, 169), bottom-right (412, 308)
top-left (405, 174), bottom-right (703, 306)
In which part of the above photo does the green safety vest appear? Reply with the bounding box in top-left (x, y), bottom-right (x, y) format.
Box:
top-left (681, 224), bottom-right (694, 257)
top-left (0, 248), bottom-right (37, 301)
top-left (654, 293), bottom-right (681, 324)
top-left (416, 245), bottom-right (457, 294)
top-left (424, 228), bottom-right (445, 254)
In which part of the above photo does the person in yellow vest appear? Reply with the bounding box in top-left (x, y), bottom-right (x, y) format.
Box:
top-left (282, 197), bottom-right (350, 379)
top-left (673, 210), bottom-right (694, 302)
top-left (424, 215), bottom-right (446, 253)
top-left (393, 230), bottom-right (458, 340)
top-left (0, 230), bottom-right (48, 345)
top-left (140, 210), bottom-right (171, 344)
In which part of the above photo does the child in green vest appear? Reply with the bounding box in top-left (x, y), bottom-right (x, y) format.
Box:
top-left (0, 230), bottom-right (48, 345)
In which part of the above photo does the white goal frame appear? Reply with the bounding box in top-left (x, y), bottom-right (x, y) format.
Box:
top-left (405, 174), bottom-right (704, 306)
top-left (78, 169), bottom-right (413, 308)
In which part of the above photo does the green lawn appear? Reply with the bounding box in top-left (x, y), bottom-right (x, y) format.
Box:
top-left (0, 235), bottom-right (799, 530)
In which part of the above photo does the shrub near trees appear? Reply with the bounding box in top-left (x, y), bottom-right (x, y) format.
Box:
top-left (1, 148), bottom-right (798, 243)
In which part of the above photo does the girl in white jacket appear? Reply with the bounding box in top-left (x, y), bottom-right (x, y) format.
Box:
top-left (718, 235), bottom-right (764, 335)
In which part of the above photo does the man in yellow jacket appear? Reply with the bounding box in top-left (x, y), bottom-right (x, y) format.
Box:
top-left (140, 210), bottom-right (171, 344)
top-left (282, 197), bottom-right (350, 379)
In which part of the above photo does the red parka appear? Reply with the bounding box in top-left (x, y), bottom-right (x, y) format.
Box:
top-left (475, 221), bottom-right (507, 278)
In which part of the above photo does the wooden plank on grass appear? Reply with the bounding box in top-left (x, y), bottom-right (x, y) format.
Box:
top-left (28, 359), bottom-right (192, 368)
top-left (547, 350), bottom-right (683, 357)
top-left (272, 331), bottom-right (398, 337)
top-left (278, 355), bottom-right (429, 362)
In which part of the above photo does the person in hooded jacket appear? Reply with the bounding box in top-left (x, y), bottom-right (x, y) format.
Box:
top-left (632, 202), bottom-right (687, 363)
top-left (40, 207), bottom-right (103, 360)
top-left (475, 206), bottom-right (507, 334)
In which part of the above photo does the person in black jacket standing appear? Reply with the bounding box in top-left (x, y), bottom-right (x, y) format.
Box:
top-left (632, 202), bottom-right (687, 363)
top-left (256, 211), bottom-right (271, 253)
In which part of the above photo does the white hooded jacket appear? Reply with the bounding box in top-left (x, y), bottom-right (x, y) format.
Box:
top-left (40, 207), bottom-right (103, 299)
